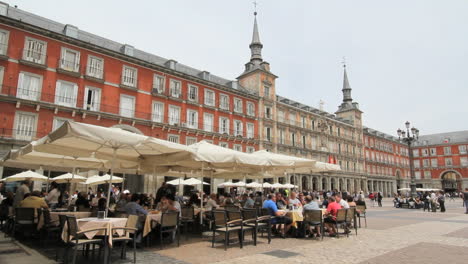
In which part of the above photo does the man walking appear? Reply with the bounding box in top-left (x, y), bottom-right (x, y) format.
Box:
top-left (463, 188), bottom-right (468, 214)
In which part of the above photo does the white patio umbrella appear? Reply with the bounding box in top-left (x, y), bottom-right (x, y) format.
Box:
top-left (283, 183), bottom-right (298, 189)
top-left (51, 173), bottom-right (87, 184)
top-left (271, 183), bottom-right (285, 188)
top-left (218, 181), bottom-right (235, 188)
top-left (232, 181), bottom-right (246, 187)
top-left (15, 121), bottom-right (190, 211)
top-left (183, 178), bottom-right (210, 185)
top-left (246, 182), bottom-right (263, 188)
top-left (261, 182), bottom-right (272, 188)
top-left (85, 174), bottom-right (124, 185)
top-left (2, 170), bottom-right (48, 182)
top-left (166, 178), bottom-right (186, 185)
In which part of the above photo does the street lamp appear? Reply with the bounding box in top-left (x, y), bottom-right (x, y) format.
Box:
top-left (397, 121), bottom-right (419, 198)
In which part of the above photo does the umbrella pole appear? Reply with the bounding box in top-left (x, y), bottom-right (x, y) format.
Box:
top-left (46, 169), bottom-right (51, 193)
top-left (122, 173), bottom-right (126, 191)
top-left (200, 163), bottom-right (204, 225)
top-left (106, 148), bottom-right (117, 217)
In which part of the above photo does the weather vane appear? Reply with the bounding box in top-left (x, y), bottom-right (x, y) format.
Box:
top-left (253, 1), bottom-right (258, 15)
top-left (342, 56), bottom-right (346, 68)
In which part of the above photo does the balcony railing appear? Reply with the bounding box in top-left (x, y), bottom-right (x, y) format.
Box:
top-left (20, 48), bottom-right (47, 67)
top-left (58, 59), bottom-right (80, 73)
top-left (0, 85), bottom-right (260, 140)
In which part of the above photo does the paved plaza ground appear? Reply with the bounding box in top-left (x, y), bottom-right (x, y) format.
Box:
top-left (1, 198), bottom-right (467, 264)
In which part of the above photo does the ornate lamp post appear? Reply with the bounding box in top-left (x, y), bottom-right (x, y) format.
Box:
top-left (397, 121), bottom-right (419, 198)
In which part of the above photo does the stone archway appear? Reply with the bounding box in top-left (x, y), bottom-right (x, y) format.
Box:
top-left (322, 177), bottom-right (328, 190)
top-left (331, 178), bottom-right (336, 191)
top-left (440, 170), bottom-right (462, 192)
top-left (301, 176), bottom-right (308, 191)
top-left (338, 178), bottom-right (344, 191)
top-left (312, 177), bottom-right (318, 191)
top-left (395, 170), bottom-right (402, 190)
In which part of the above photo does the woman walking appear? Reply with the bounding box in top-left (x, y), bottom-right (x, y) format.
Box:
top-left (438, 191), bottom-right (446, 213)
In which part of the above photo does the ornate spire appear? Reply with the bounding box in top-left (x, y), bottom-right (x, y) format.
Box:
top-left (342, 64), bottom-right (352, 103)
top-left (249, 11), bottom-right (263, 65)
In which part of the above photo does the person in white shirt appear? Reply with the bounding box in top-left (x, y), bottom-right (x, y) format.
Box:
top-left (46, 182), bottom-right (61, 209)
top-left (288, 192), bottom-right (302, 209)
top-left (335, 194), bottom-right (350, 209)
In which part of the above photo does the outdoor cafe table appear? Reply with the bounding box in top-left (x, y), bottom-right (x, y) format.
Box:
top-left (37, 211), bottom-right (91, 230)
top-left (280, 208), bottom-right (328, 228)
top-left (61, 217), bottom-right (127, 247)
top-left (142, 208), bottom-right (203, 237)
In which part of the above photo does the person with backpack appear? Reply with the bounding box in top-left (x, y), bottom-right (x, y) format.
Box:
top-left (369, 192), bottom-right (375, 207)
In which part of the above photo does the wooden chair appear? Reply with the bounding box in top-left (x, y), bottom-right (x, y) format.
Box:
top-left (356, 205), bottom-right (367, 228)
top-left (211, 210), bottom-right (244, 251)
top-left (108, 215), bottom-right (138, 263)
top-left (159, 211), bottom-right (180, 249)
top-left (303, 209), bottom-right (324, 240)
top-left (40, 209), bottom-right (61, 246)
top-left (64, 216), bottom-right (107, 264)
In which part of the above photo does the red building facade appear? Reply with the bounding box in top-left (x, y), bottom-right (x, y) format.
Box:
top-left (0, 6), bottom-right (259, 192)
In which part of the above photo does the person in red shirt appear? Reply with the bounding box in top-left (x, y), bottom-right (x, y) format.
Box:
top-left (324, 196), bottom-right (342, 236)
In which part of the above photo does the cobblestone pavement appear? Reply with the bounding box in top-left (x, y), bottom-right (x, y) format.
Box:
top-left (1, 198), bottom-right (467, 264)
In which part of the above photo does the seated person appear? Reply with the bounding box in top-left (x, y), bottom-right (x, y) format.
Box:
top-left (243, 193), bottom-right (255, 209)
top-left (75, 192), bottom-right (90, 211)
top-left (275, 193), bottom-right (288, 209)
top-left (124, 193), bottom-right (148, 216)
top-left (159, 194), bottom-right (181, 214)
top-left (303, 195), bottom-right (320, 210)
top-left (20, 191), bottom-right (48, 209)
top-left (187, 193), bottom-right (201, 207)
top-left (221, 194), bottom-right (234, 206)
top-left (115, 193), bottom-right (128, 213)
top-left (288, 192), bottom-right (302, 209)
top-left (347, 196), bottom-right (357, 207)
top-left (205, 193), bottom-right (220, 211)
top-left (321, 198), bottom-right (329, 209)
top-left (263, 194), bottom-right (292, 236)
top-left (335, 194), bottom-right (349, 209)
top-left (323, 196), bottom-right (342, 236)
top-left (96, 197), bottom-right (114, 217)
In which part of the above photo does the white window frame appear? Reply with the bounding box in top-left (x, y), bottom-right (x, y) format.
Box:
top-left (152, 101), bottom-right (164, 123)
top-left (279, 129), bottom-right (284, 144)
top-left (423, 159), bottom-right (430, 168)
top-left (60, 47), bottom-right (80, 72)
top-left (219, 117), bottom-right (229, 134)
top-left (186, 137), bottom-right (197, 145)
top-left (246, 123), bottom-right (254, 139)
top-left (203, 113), bottom-right (214, 132)
top-left (17, 71), bottom-right (43, 101)
top-left (412, 149), bottom-right (419, 157)
top-left (83, 86), bottom-right (101, 111)
top-left (188, 85), bottom-right (198, 102)
top-left (264, 86), bottom-right (270, 97)
top-left (246, 146), bottom-right (255, 153)
top-left (430, 148), bottom-right (437, 156)
top-left (121, 65), bottom-right (138, 87)
top-left (459, 145), bottom-right (467, 154)
top-left (153, 74), bottom-right (165, 93)
top-left (289, 113), bottom-right (295, 125)
top-left (445, 157), bottom-right (453, 166)
top-left (444, 146), bottom-right (451, 155)
top-left (219, 94), bottom-right (229, 110)
top-left (234, 120), bottom-right (243, 137)
top-left (234, 98), bottom-right (243, 113)
top-left (14, 111), bottom-right (38, 141)
top-left (247, 102), bottom-right (255, 116)
top-left (0, 66), bottom-right (4, 89)
top-left (265, 127), bottom-right (271, 142)
top-left (265, 106), bottom-right (271, 119)
top-left (460, 157), bottom-right (468, 166)
top-left (23, 37), bottom-right (47, 64)
top-left (169, 79), bottom-right (181, 98)
top-left (424, 171), bottom-right (431, 179)
top-left (168, 134), bottom-right (180, 143)
top-left (0, 29), bottom-right (10, 55)
top-left (234, 144), bottom-right (242, 152)
top-left (186, 109), bottom-right (198, 129)
top-left (219, 142), bottom-right (229, 148)
top-left (55, 80), bottom-right (78, 107)
top-left (168, 105), bottom-right (181, 125)
top-left (86, 55), bottom-right (104, 79)
top-left (422, 148), bottom-right (429, 157)
top-left (278, 110), bottom-right (284, 123)
top-left (204, 89), bottom-right (215, 106)
top-left (119, 94), bottom-right (135, 118)
top-left (53, 117), bottom-right (73, 131)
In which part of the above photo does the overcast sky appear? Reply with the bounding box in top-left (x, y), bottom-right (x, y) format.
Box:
top-left (8, 0), bottom-right (468, 136)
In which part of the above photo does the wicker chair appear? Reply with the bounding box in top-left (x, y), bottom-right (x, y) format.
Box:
top-left (13, 207), bottom-right (36, 239)
top-left (333, 209), bottom-right (347, 238)
top-left (303, 209), bottom-right (324, 240)
top-left (180, 206), bottom-right (195, 239)
top-left (356, 205), bottom-right (367, 228)
top-left (159, 211), bottom-right (180, 249)
top-left (346, 207), bottom-right (357, 236)
top-left (108, 215), bottom-right (138, 263)
top-left (64, 216), bottom-right (107, 264)
top-left (212, 210), bottom-right (244, 250)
